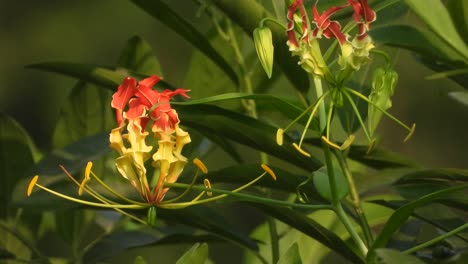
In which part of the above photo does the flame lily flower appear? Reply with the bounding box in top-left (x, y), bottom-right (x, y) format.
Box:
top-left (110, 75), bottom-right (191, 204)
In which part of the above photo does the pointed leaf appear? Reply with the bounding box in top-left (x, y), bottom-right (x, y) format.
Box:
top-left (304, 137), bottom-right (421, 169)
top-left (176, 243), bottom-right (209, 264)
top-left (249, 203), bottom-right (364, 264)
top-left (404, 0), bottom-right (468, 62)
top-left (117, 35), bottom-right (163, 76)
top-left (370, 184), bottom-right (468, 252)
top-left (447, 0), bottom-right (468, 45)
top-left (449, 91), bottom-right (468, 107)
top-left (177, 104), bottom-right (322, 171)
top-left (370, 25), bottom-right (464, 64)
top-left (27, 62), bottom-right (124, 89)
top-left (34, 133), bottom-right (110, 179)
top-left (374, 248), bottom-right (424, 264)
top-left (159, 206), bottom-right (258, 251)
top-left (277, 243), bottom-right (302, 264)
top-left (131, 0), bottom-right (238, 85)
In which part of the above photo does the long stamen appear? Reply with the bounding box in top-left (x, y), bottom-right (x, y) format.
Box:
top-left (344, 87), bottom-right (416, 141)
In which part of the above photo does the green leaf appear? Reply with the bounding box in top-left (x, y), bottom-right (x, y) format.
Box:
top-left (370, 184), bottom-right (468, 254)
top-left (404, 0), bottom-right (468, 62)
top-left (174, 93), bottom-right (317, 128)
top-left (250, 203), bottom-right (364, 264)
top-left (370, 25), bottom-right (464, 64)
top-left (447, 0), bottom-right (468, 45)
top-left (131, 0), bottom-right (238, 86)
top-left (159, 206), bottom-right (259, 252)
top-left (83, 230), bottom-right (164, 263)
top-left (277, 243), bottom-right (302, 264)
top-left (27, 62), bottom-right (125, 89)
top-left (199, 164), bottom-right (323, 201)
top-left (34, 133), bottom-right (110, 179)
top-left (312, 167), bottom-right (348, 201)
top-left (304, 137), bottom-right (421, 169)
top-left (177, 104), bottom-right (322, 171)
top-left (52, 82), bottom-right (115, 148)
top-left (117, 35), bottom-right (163, 76)
top-left (55, 209), bottom-right (92, 249)
top-left (0, 113), bottom-right (35, 217)
top-left (371, 200), bottom-right (468, 243)
top-left (374, 248), bottom-right (424, 264)
top-left (449, 91), bottom-right (468, 107)
top-left (176, 243), bottom-right (209, 264)
top-left (211, 0), bottom-right (310, 94)
top-left (133, 256), bottom-right (148, 264)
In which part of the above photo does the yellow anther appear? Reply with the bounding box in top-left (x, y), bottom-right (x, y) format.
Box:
top-left (403, 123), bottom-right (416, 142)
top-left (84, 161), bottom-right (92, 180)
top-left (203, 179), bottom-right (213, 196)
top-left (193, 158), bottom-right (208, 174)
top-left (340, 134), bottom-right (355, 150)
top-left (292, 143), bottom-right (311, 157)
top-left (276, 128), bottom-right (284, 146)
top-left (321, 136), bottom-right (341, 150)
top-left (261, 164), bottom-right (277, 181)
top-left (79, 161), bottom-right (93, 196)
top-left (27, 175), bottom-right (39, 197)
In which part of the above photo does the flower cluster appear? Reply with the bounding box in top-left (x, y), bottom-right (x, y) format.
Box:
top-left (287, 0), bottom-right (376, 78)
top-left (110, 75), bottom-right (191, 204)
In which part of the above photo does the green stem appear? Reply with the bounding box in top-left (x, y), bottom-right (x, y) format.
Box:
top-left (336, 204), bottom-right (369, 256)
top-left (403, 223), bottom-right (468, 254)
top-left (313, 76), bottom-right (368, 256)
top-left (164, 183), bottom-right (332, 210)
top-left (267, 217), bottom-right (280, 263)
top-left (335, 150), bottom-right (374, 245)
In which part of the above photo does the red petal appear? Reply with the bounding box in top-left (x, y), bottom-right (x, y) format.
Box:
top-left (139, 75), bottom-right (161, 88)
top-left (111, 77), bottom-right (137, 111)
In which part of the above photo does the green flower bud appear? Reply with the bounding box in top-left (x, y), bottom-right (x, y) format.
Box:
top-left (253, 27), bottom-right (274, 78)
top-left (368, 68), bottom-right (398, 135)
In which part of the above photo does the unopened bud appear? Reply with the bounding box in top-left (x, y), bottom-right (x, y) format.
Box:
top-left (253, 27), bottom-right (274, 78)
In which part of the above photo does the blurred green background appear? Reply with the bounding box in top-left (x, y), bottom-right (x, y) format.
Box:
top-left (0, 0), bottom-right (467, 261)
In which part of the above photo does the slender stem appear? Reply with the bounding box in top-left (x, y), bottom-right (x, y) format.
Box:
top-left (335, 150), bottom-right (374, 245)
top-left (163, 183), bottom-right (332, 210)
top-left (403, 223), bottom-right (468, 254)
top-left (336, 204), bottom-right (369, 255)
top-left (34, 184), bottom-right (147, 209)
top-left (267, 217), bottom-right (280, 263)
top-left (313, 76), bottom-right (368, 256)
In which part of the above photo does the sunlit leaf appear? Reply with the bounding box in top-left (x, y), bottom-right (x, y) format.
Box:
top-left (249, 203), bottom-right (364, 264)
top-left (447, 0), bottom-right (468, 45)
top-left (404, 0), bottom-right (468, 62)
top-left (277, 242), bottom-right (302, 264)
top-left (131, 0), bottom-right (238, 86)
top-left (176, 243), bottom-right (208, 264)
top-left (371, 25), bottom-right (463, 64)
top-left (449, 91), bottom-right (468, 107)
